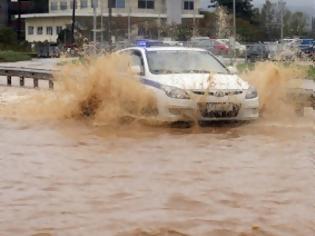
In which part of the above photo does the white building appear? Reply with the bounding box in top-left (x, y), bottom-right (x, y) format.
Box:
top-left (22, 0), bottom-right (203, 43)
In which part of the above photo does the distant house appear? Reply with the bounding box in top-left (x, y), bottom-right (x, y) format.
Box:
top-left (21, 0), bottom-right (203, 43)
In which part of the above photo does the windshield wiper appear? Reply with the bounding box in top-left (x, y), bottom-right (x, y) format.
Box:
top-left (182, 69), bottom-right (211, 73)
top-left (151, 69), bottom-right (175, 74)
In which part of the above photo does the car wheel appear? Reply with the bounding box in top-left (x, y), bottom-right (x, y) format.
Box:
top-left (170, 121), bottom-right (193, 128)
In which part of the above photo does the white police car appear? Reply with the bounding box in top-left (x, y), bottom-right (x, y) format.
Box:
top-left (118, 43), bottom-right (259, 122)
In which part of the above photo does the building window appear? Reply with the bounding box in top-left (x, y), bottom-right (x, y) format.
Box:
top-left (91, 0), bottom-right (98, 8)
top-left (184, 0), bottom-right (194, 10)
top-left (111, 0), bottom-right (125, 8)
top-left (138, 0), bottom-right (154, 9)
top-left (56, 26), bottom-right (63, 35)
top-left (50, 1), bottom-right (58, 10)
top-left (60, 0), bottom-right (67, 10)
top-left (70, 0), bottom-right (77, 9)
top-left (37, 27), bottom-right (43, 35)
top-left (80, 0), bottom-right (88, 8)
top-left (28, 26), bottom-right (34, 35)
top-left (46, 26), bottom-right (53, 35)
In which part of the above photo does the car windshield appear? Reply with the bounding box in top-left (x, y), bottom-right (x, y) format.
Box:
top-left (146, 50), bottom-right (228, 74)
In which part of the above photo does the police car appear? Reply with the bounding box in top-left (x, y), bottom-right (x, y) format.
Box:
top-left (118, 40), bottom-right (259, 122)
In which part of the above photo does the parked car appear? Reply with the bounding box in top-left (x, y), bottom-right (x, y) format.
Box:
top-left (212, 39), bottom-right (229, 55)
top-left (299, 39), bottom-right (314, 51)
top-left (217, 39), bottom-right (247, 57)
top-left (190, 37), bottom-right (213, 51)
top-left (263, 42), bottom-right (279, 60)
top-left (297, 39), bottom-right (315, 59)
top-left (280, 38), bottom-right (301, 46)
top-left (189, 37), bottom-right (229, 56)
top-left (277, 40), bottom-right (303, 61)
top-left (246, 43), bottom-right (268, 62)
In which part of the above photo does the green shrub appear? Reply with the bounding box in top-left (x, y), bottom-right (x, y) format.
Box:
top-left (308, 66), bottom-right (315, 80)
top-left (0, 50), bottom-right (32, 62)
top-left (0, 27), bottom-right (18, 46)
top-left (0, 27), bottom-right (31, 52)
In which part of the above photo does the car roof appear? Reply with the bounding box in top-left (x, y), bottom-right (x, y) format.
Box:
top-left (124, 46), bottom-right (207, 52)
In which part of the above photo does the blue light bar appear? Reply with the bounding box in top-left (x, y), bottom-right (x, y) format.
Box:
top-left (136, 40), bottom-right (148, 47)
top-left (135, 39), bottom-right (164, 47)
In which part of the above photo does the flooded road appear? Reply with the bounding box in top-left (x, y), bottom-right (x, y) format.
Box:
top-left (0, 57), bottom-right (314, 236)
top-left (0, 115), bottom-right (314, 236)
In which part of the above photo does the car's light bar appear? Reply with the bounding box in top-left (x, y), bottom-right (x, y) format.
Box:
top-left (135, 39), bottom-right (164, 48)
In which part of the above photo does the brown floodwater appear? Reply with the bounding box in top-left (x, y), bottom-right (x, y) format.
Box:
top-left (0, 57), bottom-right (314, 236)
top-left (0, 107), bottom-right (314, 236)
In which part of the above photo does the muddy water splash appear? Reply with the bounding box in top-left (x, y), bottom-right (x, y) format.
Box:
top-left (0, 54), bottom-right (157, 125)
top-left (0, 56), bottom-right (312, 127)
top-left (241, 61), bottom-right (307, 120)
top-left (215, 6), bottom-right (232, 39)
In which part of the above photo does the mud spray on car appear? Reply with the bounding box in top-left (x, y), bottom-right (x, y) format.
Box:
top-left (0, 53), bottom-right (313, 127)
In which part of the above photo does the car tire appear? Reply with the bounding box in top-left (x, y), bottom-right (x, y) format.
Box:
top-left (170, 121), bottom-right (193, 128)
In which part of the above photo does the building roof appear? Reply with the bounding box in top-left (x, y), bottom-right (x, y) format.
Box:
top-left (21, 12), bottom-right (203, 19)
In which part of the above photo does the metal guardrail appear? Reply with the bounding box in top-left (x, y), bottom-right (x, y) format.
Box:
top-left (0, 66), bottom-right (55, 89)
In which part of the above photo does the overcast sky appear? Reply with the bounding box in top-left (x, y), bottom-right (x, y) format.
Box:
top-left (201, 0), bottom-right (315, 16)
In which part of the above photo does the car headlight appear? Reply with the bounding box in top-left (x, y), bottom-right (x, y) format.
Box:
top-left (245, 86), bottom-right (258, 99)
top-left (161, 85), bottom-right (190, 99)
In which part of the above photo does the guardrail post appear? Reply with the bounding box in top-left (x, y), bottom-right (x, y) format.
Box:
top-left (7, 76), bottom-right (12, 86)
top-left (33, 78), bottom-right (39, 88)
top-left (49, 80), bottom-right (54, 89)
top-left (20, 76), bottom-right (25, 87)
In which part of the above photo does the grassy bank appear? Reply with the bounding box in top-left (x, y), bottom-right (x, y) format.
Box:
top-left (307, 66), bottom-right (315, 81)
top-left (0, 50), bottom-right (33, 62)
top-left (236, 62), bottom-right (315, 81)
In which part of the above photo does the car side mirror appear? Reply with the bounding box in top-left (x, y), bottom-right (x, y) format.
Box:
top-left (131, 65), bottom-right (142, 75)
top-left (227, 66), bottom-right (238, 74)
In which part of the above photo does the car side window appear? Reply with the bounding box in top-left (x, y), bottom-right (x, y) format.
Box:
top-left (119, 49), bottom-right (145, 75)
top-left (130, 50), bottom-right (145, 75)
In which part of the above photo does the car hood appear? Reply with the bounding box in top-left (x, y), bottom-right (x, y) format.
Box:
top-left (149, 73), bottom-right (250, 90)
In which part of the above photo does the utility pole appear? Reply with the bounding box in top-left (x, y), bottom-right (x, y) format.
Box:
top-left (193, 3), bottom-right (196, 37)
top-left (232, 0), bottom-right (236, 60)
top-left (100, 0), bottom-right (104, 45)
top-left (157, 11), bottom-right (160, 40)
top-left (71, 0), bottom-right (76, 44)
top-left (108, 0), bottom-right (112, 51)
top-left (279, 0), bottom-right (284, 40)
top-left (17, 0), bottom-right (21, 41)
top-left (93, 0), bottom-right (97, 48)
top-left (128, 6), bottom-right (131, 42)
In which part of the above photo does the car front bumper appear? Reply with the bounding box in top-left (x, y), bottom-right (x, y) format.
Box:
top-left (151, 88), bottom-right (259, 122)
